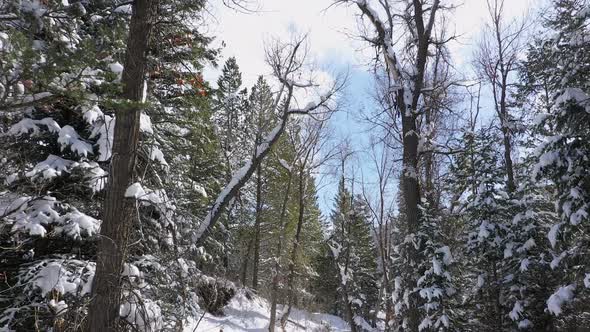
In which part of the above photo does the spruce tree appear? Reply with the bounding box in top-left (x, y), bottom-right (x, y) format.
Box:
top-left (328, 179), bottom-right (379, 331)
top-left (523, 0), bottom-right (590, 326)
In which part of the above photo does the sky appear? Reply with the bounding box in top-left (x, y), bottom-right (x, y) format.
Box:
top-left (204, 0), bottom-right (537, 215)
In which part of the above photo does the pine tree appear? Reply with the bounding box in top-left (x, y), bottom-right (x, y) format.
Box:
top-left (523, 0), bottom-right (590, 326)
top-left (328, 179), bottom-right (379, 331)
top-left (212, 56), bottom-right (250, 170)
top-left (415, 198), bottom-right (457, 331)
top-left (454, 128), bottom-right (514, 331)
top-left (0, 0), bottom-right (221, 329)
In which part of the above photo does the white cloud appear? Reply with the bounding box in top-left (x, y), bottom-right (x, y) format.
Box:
top-left (205, 0), bottom-right (536, 87)
top-left (205, 0), bottom-right (361, 87)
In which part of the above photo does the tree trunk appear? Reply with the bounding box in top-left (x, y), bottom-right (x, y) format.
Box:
top-left (252, 165), bottom-right (263, 290)
top-left (240, 236), bottom-right (254, 287)
top-left (269, 170), bottom-right (293, 332)
top-left (279, 166), bottom-right (306, 329)
top-left (502, 125), bottom-right (516, 192)
top-left (87, 0), bottom-right (156, 331)
top-left (344, 213), bottom-right (359, 332)
top-left (401, 100), bottom-right (422, 332)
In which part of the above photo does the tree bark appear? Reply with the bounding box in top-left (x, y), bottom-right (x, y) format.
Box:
top-left (342, 213), bottom-right (358, 332)
top-left (279, 166), bottom-right (306, 329)
top-left (252, 165), bottom-right (263, 290)
top-left (240, 236), bottom-right (254, 286)
top-left (87, 0), bottom-right (156, 330)
top-left (353, 1), bottom-right (440, 329)
top-left (269, 169), bottom-right (293, 332)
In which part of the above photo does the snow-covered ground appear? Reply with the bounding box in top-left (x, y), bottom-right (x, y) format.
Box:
top-left (185, 290), bottom-right (351, 332)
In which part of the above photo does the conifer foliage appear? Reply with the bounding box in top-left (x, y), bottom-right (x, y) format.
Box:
top-left (1, 0), bottom-right (590, 331)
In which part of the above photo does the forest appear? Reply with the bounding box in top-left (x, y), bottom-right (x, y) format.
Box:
top-left (0, 0), bottom-right (589, 331)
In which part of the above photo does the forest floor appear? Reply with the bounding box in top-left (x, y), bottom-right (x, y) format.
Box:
top-left (185, 290), bottom-right (351, 331)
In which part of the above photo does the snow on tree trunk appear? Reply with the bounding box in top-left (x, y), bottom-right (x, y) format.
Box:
top-left (87, 0), bottom-right (157, 330)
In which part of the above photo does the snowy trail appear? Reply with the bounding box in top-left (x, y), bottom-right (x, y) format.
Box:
top-left (185, 291), bottom-right (350, 332)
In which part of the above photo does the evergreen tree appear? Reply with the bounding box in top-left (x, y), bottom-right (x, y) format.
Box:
top-left (212, 56), bottom-right (250, 170)
top-left (523, 0), bottom-right (590, 326)
top-left (415, 198), bottom-right (457, 331)
top-left (328, 179), bottom-right (379, 331)
top-left (0, 1), bottom-right (221, 329)
top-left (454, 128), bottom-right (514, 331)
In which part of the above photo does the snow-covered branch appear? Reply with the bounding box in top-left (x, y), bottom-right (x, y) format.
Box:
top-left (193, 36), bottom-right (342, 244)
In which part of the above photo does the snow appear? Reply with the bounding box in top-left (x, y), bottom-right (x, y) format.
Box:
top-left (432, 258), bottom-right (442, 275)
top-left (122, 263), bottom-right (141, 278)
top-left (0, 32), bottom-right (9, 51)
top-left (149, 146), bottom-right (168, 166)
top-left (520, 258), bottom-right (530, 272)
top-left (185, 289), bottom-right (350, 331)
top-left (55, 209), bottom-right (101, 239)
top-left (477, 220), bottom-right (490, 240)
top-left (82, 104), bottom-right (103, 124)
top-left (23, 156), bottom-right (106, 191)
top-left (279, 158), bottom-right (292, 171)
top-left (34, 262), bottom-right (78, 297)
top-left (436, 314), bottom-right (450, 328)
top-left (90, 114), bottom-right (115, 161)
top-left (125, 182), bottom-right (146, 198)
top-left (504, 242), bottom-right (514, 258)
top-left (555, 88), bottom-right (589, 106)
top-left (550, 252), bottom-right (567, 269)
top-left (192, 182), bottom-right (208, 198)
top-left (532, 150), bottom-right (560, 178)
top-left (8, 117), bottom-right (60, 136)
top-left (547, 284), bottom-right (576, 315)
top-left (476, 274), bottom-right (485, 289)
top-left (4, 194), bottom-right (101, 240)
top-left (418, 316), bottom-right (433, 331)
top-left (113, 4), bottom-right (132, 14)
top-left (509, 301), bottom-right (523, 321)
top-left (436, 246), bottom-right (453, 265)
top-left (26, 155), bottom-right (75, 180)
top-left (194, 160), bottom-right (253, 241)
top-left (570, 208), bottom-right (588, 225)
top-left (79, 161), bottom-right (108, 192)
top-left (10, 196), bottom-right (60, 237)
top-left (58, 125), bottom-right (93, 157)
top-left (518, 319), bottom-right (532, 329)
top-left (548, 223), bottom-right (563, 248)
top-left (120, 294), bottom-right (162, 332)
top-left (140, 112), bottom-right (154, 134)
top-left (109, 62), bottom-right (124, 74)
top-left (519, 238), bottom-right (536, 252)
top-left (38, 117), bottom-right (61, 133)
top-left (419, 287), bottom-right (443, 302)
top-left (48, 299), bottom-right (68, 315)
top-left (124, 182), bottom-right (169, 206)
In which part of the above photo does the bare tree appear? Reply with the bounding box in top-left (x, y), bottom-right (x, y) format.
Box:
top-left (267, 153), bottom-right (295, 332)
top-left (192, 34), bottom-right (342, 246)
top-left (276, 116), bottom-right (337, 330)
top-left (88, 0), bottom-right (158, 330)
top-left (360, 137), bottom-right (396, 330)
top-left (336, 0), bottom-right (444, 329)
top-left (474, 0), bottom-right (529, 193)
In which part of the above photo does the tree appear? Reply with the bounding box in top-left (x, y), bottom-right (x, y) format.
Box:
top-left (192, 35), bottom-right (341, 246)
top-left (523, 0), bottom-right (590, 327)
top-left (212, 56), bottom-right (250, 173)
top-left (328, 178), bottom-right (379, 331)
top-left (87, 0), bottom-right (159, 330)
top-left (249, 76), bottom-right (276, 290)
top-left (337, 0), bottom-right (444, 329)
top-left (454, 128), bottom-right (514, 331)
top-left (474, 0), bottom-right (529, 193)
